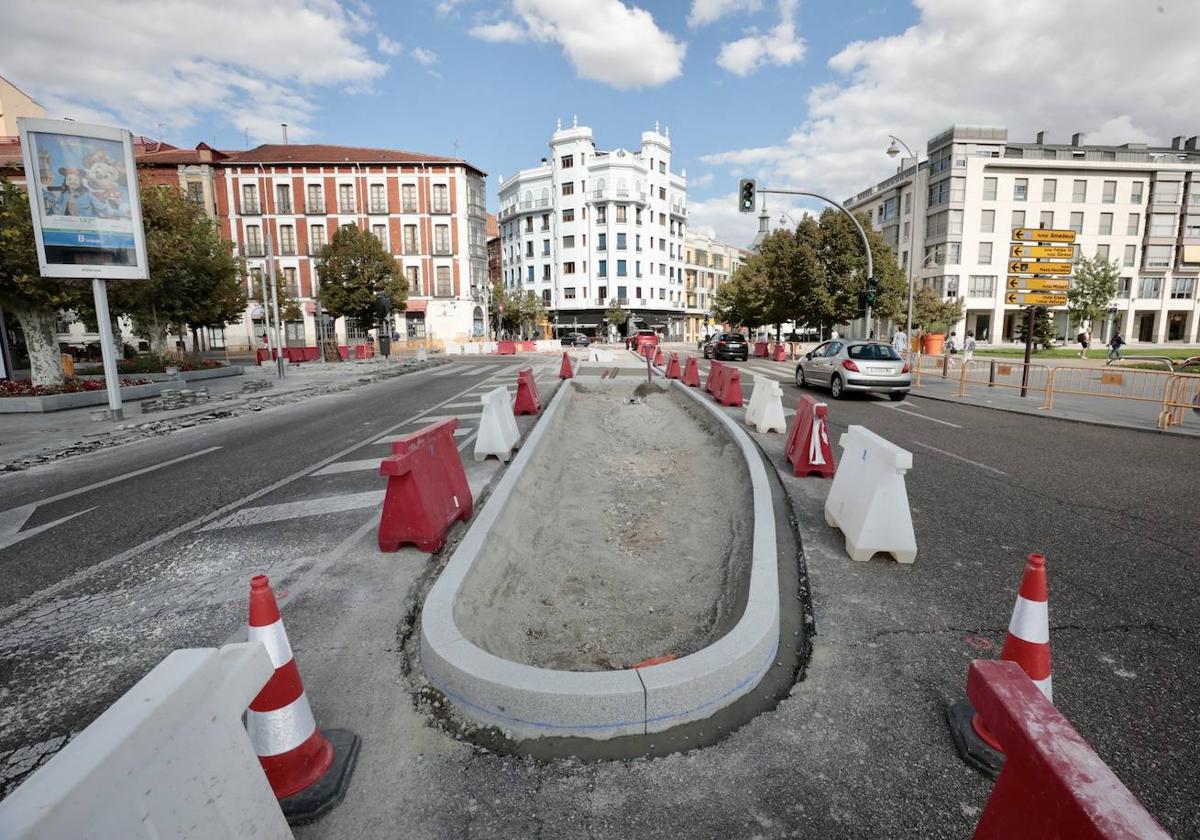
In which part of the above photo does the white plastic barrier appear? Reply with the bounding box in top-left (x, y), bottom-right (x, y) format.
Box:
top-left (474, 386), bottom-right (521, 462)
top-left (462, 343), bottom-right (482, 355)
top-left (534, 340), bottom-right (559, 353)
top-left (417, 347), bottom-right (428, 363)
top-left (0, 643), bottom-right (290, 840)
top-left (824, 425), bottom-right (917, 564)
top-left (745, 376), bottom-right (788, 434)
top-left (443, 341), bottom-right (464, 356)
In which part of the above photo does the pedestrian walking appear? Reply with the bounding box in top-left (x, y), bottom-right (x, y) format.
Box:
top-left (830, 329), bottom-right (840, 340)
top-left (1106, 333), bottom-right (1125, 365)
top-left (944, 330), bottom-right (958, 355)
top-left (963, 330), bottom-right (976, 362)
top-left (1077, 331), bottom-right (1090, 358)
top-left (892, 327), bottom-right (908, 355)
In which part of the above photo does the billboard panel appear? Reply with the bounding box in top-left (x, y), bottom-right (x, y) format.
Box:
top-left (17, 118), bottom-right (148, 280)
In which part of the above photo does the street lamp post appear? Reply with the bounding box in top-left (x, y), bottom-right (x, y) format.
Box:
top-left (887, 135), bottom-right (920, 348)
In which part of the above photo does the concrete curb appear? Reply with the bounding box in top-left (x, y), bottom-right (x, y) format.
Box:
top-left (420, 378), bottom-right (780, 741)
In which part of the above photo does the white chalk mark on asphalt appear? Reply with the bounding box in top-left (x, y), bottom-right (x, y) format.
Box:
top-left (881, 403), bottom-right (963, 428)
top-left (200, 490), bottom-right (387, 531)
top-left (310, 458), bottom-right (384, 476)
top-left (909, 441), bottom-right (1008, 476)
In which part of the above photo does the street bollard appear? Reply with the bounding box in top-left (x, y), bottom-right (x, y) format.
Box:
top-left (942, 355), bottom-right (950, 378)
top-left (988, 360), bottom-right (996, 388)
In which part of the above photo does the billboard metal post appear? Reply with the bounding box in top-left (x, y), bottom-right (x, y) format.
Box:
top-left (266, 233), bottom-right (284, 379)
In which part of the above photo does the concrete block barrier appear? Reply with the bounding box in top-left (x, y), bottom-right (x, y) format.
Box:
top-left (745, 375), bottom-right (787, 434)
top-left (0, 643), bottom-right (291, 839)
top-left (417, 347), bottom-right (428, 363)
top-left (824, 425), bottom-right (917, 563)
top-left (968, 660), bottom-right (1170, 840)
top-left (475, 386), bottom-right (521, 462)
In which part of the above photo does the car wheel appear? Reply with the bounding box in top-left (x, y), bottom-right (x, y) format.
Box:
top-left (888, 391), bottom-right (908, 402)
top-left (829, 374), bottom-right (845, 399)
top-left (795, 366), bottom-right (806, 388)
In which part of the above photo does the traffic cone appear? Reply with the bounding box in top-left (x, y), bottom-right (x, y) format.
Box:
top-left (558, 351), bottom-right (574, 379)
top-left (246, 575), bottom-right (360, 823)
top-left (947, 553), bottom-right (1051, 778)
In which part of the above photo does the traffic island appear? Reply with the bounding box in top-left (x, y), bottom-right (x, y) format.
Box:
top-left (414, 378), bottom-right (810, 757)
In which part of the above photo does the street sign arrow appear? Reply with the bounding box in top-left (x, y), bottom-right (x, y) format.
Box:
top-left (1006, 292), bottom-right (1068, 306)
top-left (1007, 276), bottom-right (1070, 291)
top-left (1011, 227), bottom-right (1077, 243)
top-left (1009, 244), bottom-right (1075, 259)
top-left (1008, 261), bottom-right (1073, 275)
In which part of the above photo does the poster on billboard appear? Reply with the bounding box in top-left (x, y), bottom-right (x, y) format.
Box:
top-left (17, 118), bottom-right (148, 280)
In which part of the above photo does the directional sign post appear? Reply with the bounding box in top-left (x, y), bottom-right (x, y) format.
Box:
top-left (1009, 228), bottom-right (1076, 398)
top-left (1006, 276), bottom-right (1069, 292)
top-left (1008, 261), bottom-right (1074, 275)
top-left (1005, 292), bottom-right (1068, 306)
top-left (1009, 244), bottom-right (1075, 260)
top-left (1011, 227), bottom-right (1078, 243)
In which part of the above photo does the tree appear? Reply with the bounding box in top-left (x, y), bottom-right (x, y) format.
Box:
top-left (315, 223), bottom-right (408, 341)
top-left (0, 176), bottom-right (85, 385)
top-left (604, 298), bottom-right (626, 334)
top-left (1015, 306), bottom-right (1056, 351)
top-left (517, 290), bottom-right (545, 337)
top-left (907, 286), bottom-right (964, 335)
top-left (712, 265), bottom-right (767, 328)
top-left (1068, 254), bottom-right (1118, 344)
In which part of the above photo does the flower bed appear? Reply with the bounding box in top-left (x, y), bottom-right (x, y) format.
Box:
top-left (0, 378), bottom-right (155, 398)
top-left (76, 355), bottom-right (226, 375)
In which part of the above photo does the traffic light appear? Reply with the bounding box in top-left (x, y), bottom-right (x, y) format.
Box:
top-left (738, 178), bottom-right (757, 213)
top-left (856, 291), bottom-right (868, 315)
top-left (865, 275), bottom-right (879, 306)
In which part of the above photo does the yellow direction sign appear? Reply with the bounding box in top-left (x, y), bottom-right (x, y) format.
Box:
top-left (1005, 291), bottom-right (1068, 306)
top-left (1007, 276), bottom-right (1070, 291)
top-left (1008, 261), bottom-right (1073, 275)
top-left (1009, 244), bottom-right (1075, 259)
top-left (1011, 227), bottom-right (1077, 243)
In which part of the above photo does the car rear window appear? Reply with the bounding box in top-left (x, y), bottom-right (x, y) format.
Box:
top-left (724, 333), bottom-right (746, 342)
top-left (847, 343), bottom-right (901, 361)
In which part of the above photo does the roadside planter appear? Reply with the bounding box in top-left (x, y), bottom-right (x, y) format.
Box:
top-left (0, 381), bottom-right (165, 413)
top-left (420, 379), bottom-right (780, 742)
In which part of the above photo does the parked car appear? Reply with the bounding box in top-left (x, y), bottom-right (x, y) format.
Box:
top-left (628, 329), bottom-right (658, 353)
top-left (702, 332), bottom-right (749, 361)
top-left (794, 340), bottom-right (911, 400)
top-left (560, 332), bottom-right (590, 347)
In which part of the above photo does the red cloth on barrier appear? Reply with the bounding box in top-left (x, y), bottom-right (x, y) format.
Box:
top-left (665, 354), bottom-right (682, 380)
top-left (256, 348), bottom-right (270, 365)
top-left (378, 418), bottom-right (473, 553)
top-left (683, 356), bottom-right (701, 387)
top-left (717, 367), bottom-right (744, 407)
top-left (968, 660), bottom-right (1170, 840)
top-left (784, 394), bottom-right (835, 478)
top-left (514, 367), bottom-right (541, 415)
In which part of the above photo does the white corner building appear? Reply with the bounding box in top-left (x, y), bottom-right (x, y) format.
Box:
top-left (497, 118), bottom-right (689, 339)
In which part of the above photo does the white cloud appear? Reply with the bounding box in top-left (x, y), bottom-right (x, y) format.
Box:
top-left (688, 191), bottom-right (812, 248)
top-left (0, 0), bottom-right (385, 144)
top-left (688, 0), bottom-right (762, 27)
top-left (700, 0), bottom-right (1200, 205)
top-left (467, 0), bottom-right (686, 89)
top-left (690, 172), bottom-right (715, 188)
top-left (436, 0), bottom-right (465, 16)
top-left (411, 47), bottom-right (440, 66)
top-left (716, 0), bottom-right (804, 76)
top-left (377, 34), bottom-right (404, 56)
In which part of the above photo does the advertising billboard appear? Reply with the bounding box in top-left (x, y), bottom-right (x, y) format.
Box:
top-left (17, 118), bottom-right (148, 280)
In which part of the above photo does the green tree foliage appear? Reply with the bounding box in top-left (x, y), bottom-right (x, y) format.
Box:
top-left (489, 283), bottom-right (545, 337)
top-left (604, 298), bottom-right (626, 331)
top-left (1068, 254), bottom-right (1119, 341)
top-left (0, 176), bottom-right (85, 384)
top-left (315, 222), bottom-right (408, 334)
top-left (907, 286), bottom-right (965, 334)
top-left (1015, 306), bottom-right (1057, 351)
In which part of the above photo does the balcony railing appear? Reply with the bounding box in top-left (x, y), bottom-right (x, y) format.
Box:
top-left (305, 201), bottom-right (325, 214)
top-left (404, 242), bottom-right (420, 255)
top-left (431, 203), bottom-right (451, 214)
top-left (241, 202), bottom-right (261, 215)
top-left (276, 202), bottom-right (293, 215)
top-left (338, 202), bottom-right (357, 214)
top-left (368, 203), bottom-right (389, 215)
top-left (244, 244), bottom-right (264, 257)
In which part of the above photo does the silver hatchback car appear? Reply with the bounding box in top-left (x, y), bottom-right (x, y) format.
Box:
top-left (794, 340), bottom-right (911, 400)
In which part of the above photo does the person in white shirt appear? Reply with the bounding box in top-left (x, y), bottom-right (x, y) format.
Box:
top-left (963, 330), bottom-right (976, 362)
top-left (892, 328), bottom-right (908, 355)
top-left (830, 329), bottom-right (839, 340)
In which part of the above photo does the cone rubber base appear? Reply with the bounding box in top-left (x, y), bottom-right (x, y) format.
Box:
top-left (946, 698), bottom-right (1004, 779)
top-left (279, 729), bottom-right (361, 825)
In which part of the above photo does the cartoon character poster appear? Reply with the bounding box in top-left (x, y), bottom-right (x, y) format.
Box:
top-left (18, 119), bottom-right (148, 279)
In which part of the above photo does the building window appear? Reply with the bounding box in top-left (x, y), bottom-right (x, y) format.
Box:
top-left (597, 232), bottom-right (607, 251)
top-left (541, 238), bottom-right (550, 256)
top-left (563, 235), bottom-right (575, 248)
top-left (928, 181), bottom-right (953, 207)
top-left (562, 208), bottom-right (575, 223)
top-left (903, 191), bottom-right (912, 215)
top-left (1170, 277), bottom-right (1195, 299)
top-left (432, 184), bottom-right (449, 213)
top-left (1145, 245), bottom-right (1173, 269)
top-left (1040, 210), bottom-right (1054, 229)
top-left (1041, 179), bottom-right (1057, 202)
top-left (599, 259), bottom-right (607, 277)
top-left (1096, 244), bottom-right (1110, 261)
top-left (562, 182), bottom-right (574, 196)
top-left (242, 184), bottom-right (259, 214)
top-left (564, 286), bottom-right (576, 298)
top-left (617, 259), bottom-right (627, 277)
top-left (527, 266), bottom-right (534, 282)
top-left (1130, 182), bottom-right (1144, 204)
top-left (980, 209), bottom-right (995, 233)
top-left (561, 154), bottom-right (573, 169)
top-left (540, 213), bottom-right (549, 231)
top-left (338, 184), bottom-right (355, 214)
top-left (275, 184), bottom-right (291, 214)
top-left (978, 242), bottom-right (993, 264)
top-left (1152, 182), bottom-right (1181, 204)
top-left (280, 224), bottom-right (296, 255)
top-left (402, 184), bottom-right (417, 213)
top-left (404, 225), bottom-right (419, 254)
top-left (1072, 179), bottom-right (1087, 202)
top-left (406, 265), bottom-right (420, 296)
top-left (435, 225), bottom-right (451, 255)
top-left (1013, 178), bottom-right (1028, 201)
top-left (659, 212), bottom-right (666, 225)
top-left (946, 242), bottom-right (962, 264)
top-left (1184, 215), bottom-right (1200, 238)
top-left (1102, 180), bottom-right (1117, 204)
top-left (902, 220), bottom-right (910, 242)
top-left (369, 184), bottom-right (387, 214)
top-left (982, 177), bottom-right (997, 200)
top-left (1069, 212), bottom-right (1084, 233)
top-left (282, 266), bottom-right (300, 298)
top-left (968, 275), bottom-right (995, 296)
top-left (1116, 277), bottom-right (1131, 298)
top-left (543, 264), bottom-right (551, 280)
top-left (372, 224), bottom-right (387, 246)
top-left (1011, 210), bottom-right (1025, 229)
top-left (1138, 276), bottom-right (1162, 298)
top-left (182, 180), bottom-right (204, 207)
top-left (1124, 245), bottom-right (1137, 267)
top-left (659, 161), bottom-right (666, 174)
top-left (616, 205), bottom-right (627, 223)
top-left (1099, 213), bottom-right (1113, 235)
top-left (1127, 213), bottom-right (1140, 235)
top-left (526, 241), bottom-right (534, 257)
top-left (1149, 213), bottom-right (1175, 236)
top-left (306, 184), bottom-right (324, 214)
top-left (542, 289), bottom-right (551, 306)
top-left (563, 262), bottom-right (575, 275)
top-left (245, 224), bottom-right (263, 256)
top-left (310, 224), bottom-right (326, 253)
top-left (617, 232), bottom-right (627, 249)
top-left (434, 266), bottom-right (452, 297)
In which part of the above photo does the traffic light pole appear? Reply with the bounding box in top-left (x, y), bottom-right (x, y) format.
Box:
top-left (758, 188), bottom-right (875, 338)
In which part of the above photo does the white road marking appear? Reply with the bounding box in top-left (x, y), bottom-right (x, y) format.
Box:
top-left (408, 413), bottom-right (480, 424)
top-left (455, 364), bottom-right (491, 376)
top-left (0, 446), bottom-right (222, 552)
top-left (441, 401), bottom-right (483, 410)
top-left (311, 458), bottom-right (384, 476)
top-left (909, 441), bottom-right (1008, 476)
top-left (428, 365), bottom-right (460, 376)
top-left (201, 490), bottom-right (387, 531)
top-left (882, 403), bottom-right (963, 428)
top-left (457, 431), bottom-right (479, 452)
top-left (373, 428), bottom-right (473, 445)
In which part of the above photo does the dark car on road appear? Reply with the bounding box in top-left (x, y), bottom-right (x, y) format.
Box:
top-left (560, 332), bottom-right (590, 347)
top-left (702, 332), bottom-right (749, 361)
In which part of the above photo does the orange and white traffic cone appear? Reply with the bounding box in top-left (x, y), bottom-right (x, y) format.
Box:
top-left (947, 553), bottom-right (1051, 777)
top-left (246, 574), bottom-right (359, 823)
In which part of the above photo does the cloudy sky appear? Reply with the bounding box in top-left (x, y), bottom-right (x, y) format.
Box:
top-left (2, 0), bottom-right (1197, 245)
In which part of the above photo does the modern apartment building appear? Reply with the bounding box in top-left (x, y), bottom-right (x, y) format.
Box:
top-left (683, 232), bottom-right (749, 343)
top-left (846, 125), bottom-right (1200, 344)
top-left (497, 119), bottom-right (689, 339)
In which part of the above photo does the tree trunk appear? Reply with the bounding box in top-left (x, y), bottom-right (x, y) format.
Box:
top-left (110, 315), bottom-right (124, 362)
top-left (148, 326), bottom-right (167, 355)
top-left (191, 325), bottom-right (200, 355)
top-left (11, 304), bottom-right (65, 386)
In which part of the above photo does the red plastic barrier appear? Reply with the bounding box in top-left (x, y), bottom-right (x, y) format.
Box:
top-left (753, 341), bottom-right (769, 358)
top-left (513, 366), bottom-right (541, 415)
top-left (704, 360), bottom-right (722, 394)
top-left (304, 346), bottom-right (320, 362)
top-left (665, 353), bottom-right (682, 380)
top-left (338, 345), bottom-right (350, 360)
top-left (683, 356), bottom-right (701, 387)
top-left (653, 346), bottom-right (665, 366)
top-left (519, 340), bottom-right (536, 353)
top-left (497, 340), bottom-right (517, 355)
top-left (784, 394), bottom-right (835, 477)
top-left (968, 660), bottom-right (1169, 840)
top-left (558, 352), bottom-right (574, 379)
top-left (378, 418), bottom-right (473, 553)
top-left (256, 348), bottom-right (270, 365)
top-left (717, 367), bottom-right (744, 407)
top-left (772, 343), bottom-right (787, 362)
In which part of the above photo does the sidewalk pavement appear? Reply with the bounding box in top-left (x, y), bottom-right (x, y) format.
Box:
top-left (0, 356), bottom-right (444, 472)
